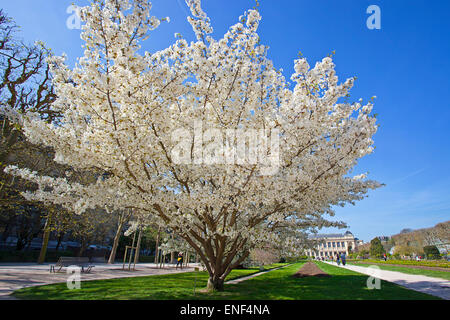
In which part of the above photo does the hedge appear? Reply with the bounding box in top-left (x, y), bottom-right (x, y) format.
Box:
top-left (0, 249), bottom-right (76, 262)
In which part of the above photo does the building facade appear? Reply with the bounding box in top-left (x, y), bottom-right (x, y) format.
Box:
top-left (305, 231), bottom-right (362, 258)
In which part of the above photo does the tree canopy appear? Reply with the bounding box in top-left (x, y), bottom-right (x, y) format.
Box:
top-left (2, 0), bottom-right (380, 291)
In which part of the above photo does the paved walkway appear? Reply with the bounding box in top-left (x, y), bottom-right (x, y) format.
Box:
top-left (225, 264), bottom-right (292, 284)
top-left (322, 261), bottom-right (450, 300)
top-left (0, 262), bottom-right (201, 300)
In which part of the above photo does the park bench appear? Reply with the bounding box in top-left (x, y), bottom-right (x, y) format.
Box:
top-left (90, 256), bottom-right (106, 263)
top-left (50, 257), bottom-right (95, 273)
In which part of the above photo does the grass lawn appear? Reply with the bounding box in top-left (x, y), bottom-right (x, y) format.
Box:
top-left (351, 259), bottom-right (450, 268)
top-left (13, 261), bottom-right (440, 300)
top-left (348, 262), bottom-right (450, 281)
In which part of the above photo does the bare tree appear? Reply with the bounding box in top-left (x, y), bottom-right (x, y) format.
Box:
top-left (0, 9), bottom-right (60, 260)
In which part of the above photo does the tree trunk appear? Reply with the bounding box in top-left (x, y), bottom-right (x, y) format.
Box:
top-left (133, 228), bottom-right (143, 265)
top-left (78, 239), bottom-right (87, 257)
top-left (37, 215), bottom-right (52, 264)
top-left (108, 219), bottom-right (125, 264)
top-left (199, 248), bottom-right (250, 292)
top-left (185, 251), bottom-right (189, 267)
top-left (15, 235), bottom-right (26, 251)
top-left (207, 277), bottom-right (224, 292)
top-left (154, 226), bottom-right (161, 264)
top-left (1, 215), bottom-right (14, 243)
top-left (55, 232), bottom-right (64, 251)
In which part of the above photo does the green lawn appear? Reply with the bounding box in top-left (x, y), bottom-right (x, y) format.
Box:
top-left (351, 259), bottom-right (450, 268)
top-left (349, 262), bottom-right (450, 281)
top-left (13, 261), bottom-right (439, 300)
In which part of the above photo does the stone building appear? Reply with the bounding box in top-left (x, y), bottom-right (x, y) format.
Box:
top-left (305, 231), bottom-right (362, 258)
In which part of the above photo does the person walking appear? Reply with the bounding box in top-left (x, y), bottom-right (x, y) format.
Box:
top-left (383, 253), bottom-right (387, 261)
top-left (336, 253), bottom-right (341, 265)
top-left (340, 252), bottom-right (346, 266)
top-left (176, 252), bottom-right (183, 269)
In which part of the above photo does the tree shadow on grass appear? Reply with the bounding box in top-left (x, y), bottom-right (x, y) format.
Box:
top-left (201, 263), bottom-right (441, 300)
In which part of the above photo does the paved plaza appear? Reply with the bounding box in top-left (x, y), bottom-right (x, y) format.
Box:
top-left (0, 262), bottom-right (201, 300)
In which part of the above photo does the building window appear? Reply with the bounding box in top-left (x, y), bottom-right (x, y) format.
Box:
top-left (332, 242), bottom-right (336, 247)
top-left (341, 242), bottom-right (345, 247)
top-left (337, 242), bottom-right (340, 247)
top-left (328, 242), bottom-right (331, 248)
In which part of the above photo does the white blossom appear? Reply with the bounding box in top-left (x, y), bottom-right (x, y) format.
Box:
top-left (6, 0), bottom-right (381, 289)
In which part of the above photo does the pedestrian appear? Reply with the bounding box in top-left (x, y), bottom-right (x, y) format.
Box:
top-left (176, 252), bottom-right (183, 269)
top-left (340, 252), bottom-right (346, 266)
top-left (336, 253), bottom-right (340, 265)
top-left (383, 253), bottom-right (387, 261)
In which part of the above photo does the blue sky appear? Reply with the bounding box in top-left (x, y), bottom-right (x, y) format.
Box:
top-left (2, 0), bottom-right (449, 242)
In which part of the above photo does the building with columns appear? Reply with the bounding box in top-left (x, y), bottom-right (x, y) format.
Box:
top-left (305, 231), bottom-right (363, 258)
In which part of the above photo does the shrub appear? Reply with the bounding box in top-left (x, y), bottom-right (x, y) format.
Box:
top-left (423, 245), bottom-right (441, 260)
top-left (370, 238), bottom-right (385, 258)
top-left (138, 255), bottom-right (155, 263)
top-left (249, 248), bottom-right (280, 266)
top-left (0, 249), bottom-right (75, 262)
